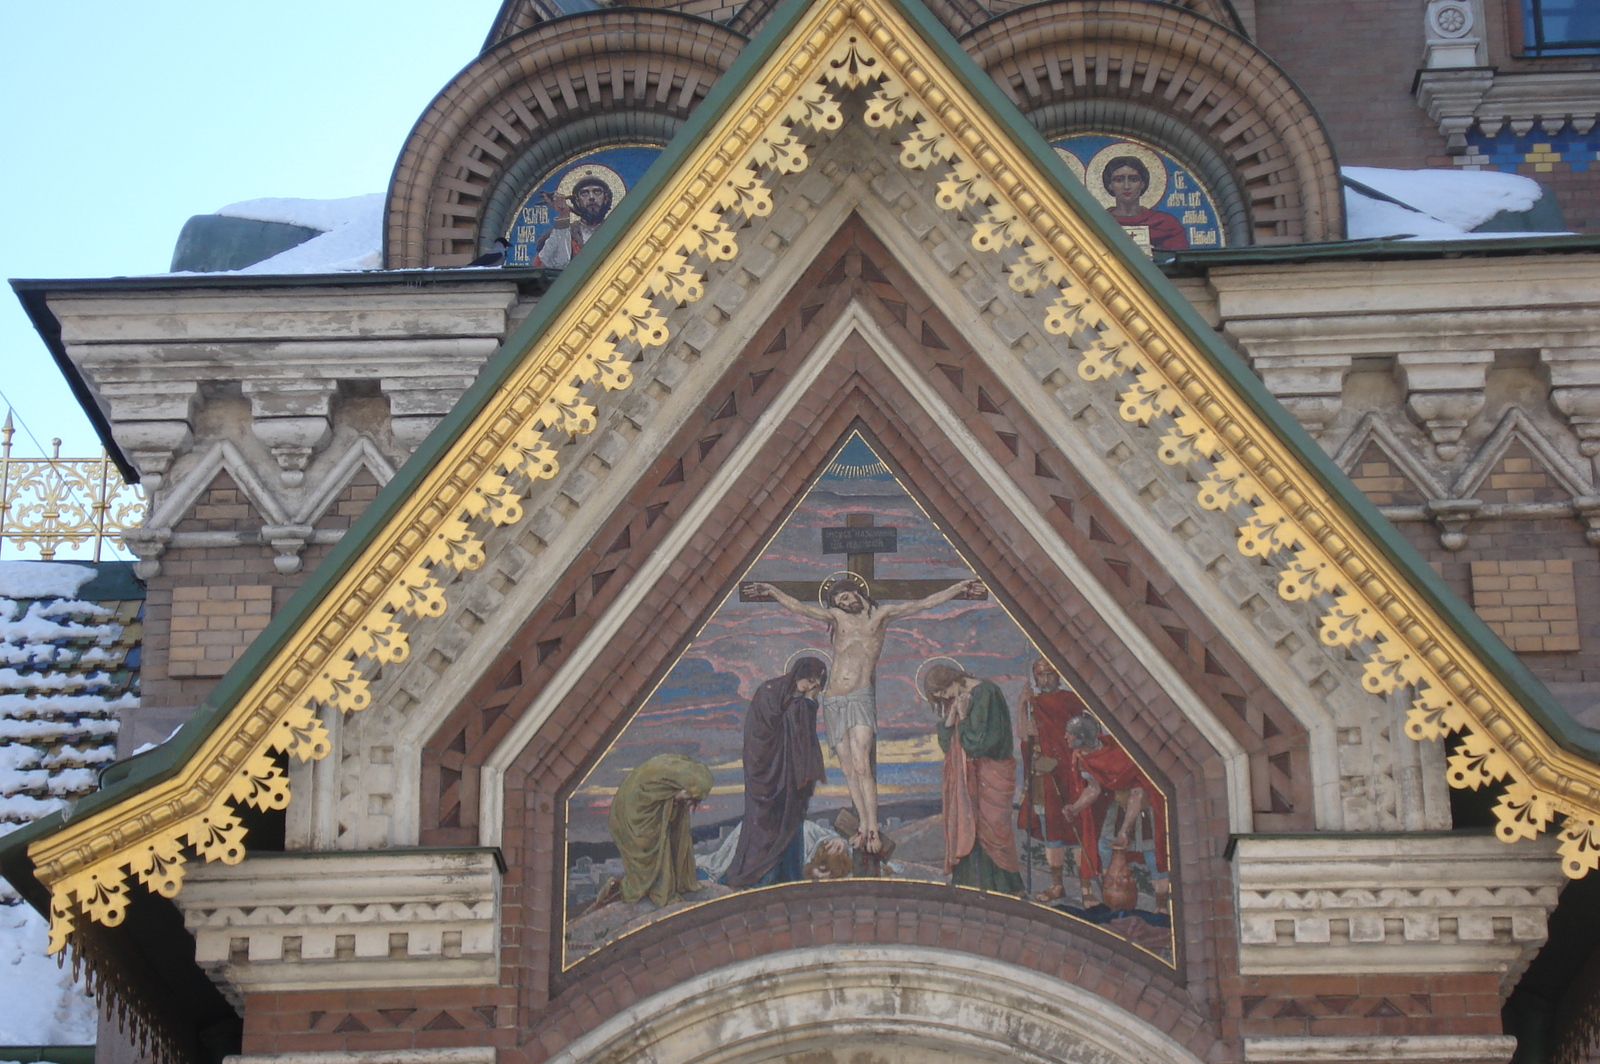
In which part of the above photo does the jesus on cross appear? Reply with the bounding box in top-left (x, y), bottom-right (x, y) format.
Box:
top-left (742, 572), bottom-right (983, 854)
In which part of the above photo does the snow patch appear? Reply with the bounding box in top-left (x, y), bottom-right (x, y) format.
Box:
top-left (1345, 166), bottom-right (1543, 231)
top-left (1342, 166), bottom-right (1568, 241)
top-left (0, 563), bottom-right (96, 601)
top-left (0, 901), bottom-right (98, 1043)
top-left (217, 193), bottom-right (384, 274)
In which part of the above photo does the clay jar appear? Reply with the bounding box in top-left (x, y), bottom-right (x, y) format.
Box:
top-left (1100, 841), bottom-right (1138, 911)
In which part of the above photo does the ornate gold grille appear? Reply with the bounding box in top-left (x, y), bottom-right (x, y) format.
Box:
top-left (0, 411), bottom-right (146, 561)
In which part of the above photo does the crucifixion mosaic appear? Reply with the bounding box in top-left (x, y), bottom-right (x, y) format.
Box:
top-left (563, 433), bottom-right (1174, 965)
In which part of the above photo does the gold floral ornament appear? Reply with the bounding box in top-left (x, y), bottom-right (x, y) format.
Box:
top-left (28, 0), bottom-right (850, 956)
top-left (833, 12), bottom-right (1600, 876)
top-left (0, 414), bottom-right (146, 561)
top-left (31, 0), bottom-right (1600, 975)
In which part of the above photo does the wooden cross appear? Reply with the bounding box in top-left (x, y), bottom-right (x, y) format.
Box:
top-left (739, 513), bottom-right (988, 602)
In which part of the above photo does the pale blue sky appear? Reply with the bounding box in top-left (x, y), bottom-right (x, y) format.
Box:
top-left (0, 1), bottom-right (502, 459)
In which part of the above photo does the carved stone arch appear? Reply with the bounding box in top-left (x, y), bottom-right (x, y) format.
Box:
top-left (385, 11), bottom-right (746, 268)
top-left (543, 945), bottom-right (1213, 1063)
top-left (1025, 98), bottom-right (1253, 246)
top-left (964, 0), bottom-right (1344, 244)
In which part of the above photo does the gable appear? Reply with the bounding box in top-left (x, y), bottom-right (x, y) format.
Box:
top-left (11, 0), bottom-right (1599, 998)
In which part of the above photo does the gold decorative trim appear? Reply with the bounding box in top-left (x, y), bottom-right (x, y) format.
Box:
top-left (32, 0), bottom-right (1600, 962)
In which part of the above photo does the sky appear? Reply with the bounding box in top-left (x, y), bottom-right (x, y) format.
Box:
top-left (0, 2), bottom-right (503, 459)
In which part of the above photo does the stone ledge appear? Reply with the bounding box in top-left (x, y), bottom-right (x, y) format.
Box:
top-left (1233, 834), bottom-right (1562, 982)
top-left (227, 1051), bottom-right (496, 1064)
top-left (176, 848), bottom-right (500, 1000)
top-left (1243, 1034), bottom-right (1516, 1063)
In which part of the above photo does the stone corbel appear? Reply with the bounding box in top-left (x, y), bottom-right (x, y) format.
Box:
top-left (244, 380), bottom-right (338, 488)
top-left (1545, 349), bottom-right (1600, 482)
top-left (121, 526), bottom-right (172, 580)
top-left (1249, 355), bottom-right (1351, 440)
top-left (261, 524), bottom-right (315, 575)
top-left (381, 375), bottom-right (480, 452)
top-left (1572, 497), bottom-right (1600, 547)
top-left (1427, 498), bottom-right (1482, 550)
top-left (98, 382), bottom-right (200, 491)
top-left (1398, 351), bottom-right (1492, 460)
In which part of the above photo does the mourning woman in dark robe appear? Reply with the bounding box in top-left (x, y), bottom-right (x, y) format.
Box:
top-left (725, 656), bottom-right (831, 888)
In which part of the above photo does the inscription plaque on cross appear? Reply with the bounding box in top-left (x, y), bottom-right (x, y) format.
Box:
top-left (739, 513), bottom-right (988, 603)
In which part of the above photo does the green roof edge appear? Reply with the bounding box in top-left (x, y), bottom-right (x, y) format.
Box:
top-left (7, 0), bottom-right (1597, 886)
top-left (879, 0), bottom-right (1600, 762)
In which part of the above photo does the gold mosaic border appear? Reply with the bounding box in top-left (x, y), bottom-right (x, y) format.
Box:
top-left (31, 0), bottom-right (1600, 962)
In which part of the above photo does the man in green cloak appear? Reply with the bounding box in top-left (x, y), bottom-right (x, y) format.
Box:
top-left (608, 753), bottom-right (715, 907)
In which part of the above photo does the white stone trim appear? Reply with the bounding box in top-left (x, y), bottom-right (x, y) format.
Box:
top-left (227, 1051), bottom-right (496, 1064)
top-left (1234, 834), bottom-right (1563, 982)
top-left (1244, 1034), bottom-right (1516, 1063)
top-left (546, 946), bottom-right (1205, 1064)
top-left (478, 299), bottom-right (1254, 842)
top-left (176, 849), bottom-right (500, 999)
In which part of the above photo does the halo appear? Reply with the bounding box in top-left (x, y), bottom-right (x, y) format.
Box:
top-left (1084, 141), bottom-right (1169, 211)
top-left (818, 570), bottom-right (871, 608)
top-left (785, 647), bottom-right (833, 674)
top-left (914, 655), bottom-right (967, 704)
top-left (553, 161), bottom-right (627, 206)
top-left (1052, 146), bottom-right (1088, 188)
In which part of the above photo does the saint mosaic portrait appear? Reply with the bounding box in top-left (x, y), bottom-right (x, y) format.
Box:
top-left (1052, 134), bottom-right (1225, 253)
top-left (503, 145), bottom-right (662, 268)
top-left (563, 433), bottom-right (1175, 966)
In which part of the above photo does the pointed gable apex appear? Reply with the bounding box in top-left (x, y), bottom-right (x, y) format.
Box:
top-left (13, 0), bottom-right (1600, 964)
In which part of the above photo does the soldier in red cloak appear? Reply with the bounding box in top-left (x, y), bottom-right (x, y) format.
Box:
top-left (1061, 711), bottom-right (1168, 911)
top-left (1015, 658), bottom-right (1089, 901)
top-left (1017, 658), bottom-right (1168, 908)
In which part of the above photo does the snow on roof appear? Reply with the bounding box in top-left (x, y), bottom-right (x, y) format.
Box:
top-left (221, 193), bottom-right (384, 274)
top-left (0, 564), bottom-right (144, 1047)
top-left (1343, 165), bottom-right (1568, 241)
top-left (0, 562), bottom-right (97, 601)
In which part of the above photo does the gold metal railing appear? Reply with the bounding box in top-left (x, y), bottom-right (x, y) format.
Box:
top-left (0, 411), bottom-right (146, 561)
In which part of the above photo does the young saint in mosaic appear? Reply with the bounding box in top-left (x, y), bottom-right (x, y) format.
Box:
top-left (562, 433), bottom-right (1174, 964)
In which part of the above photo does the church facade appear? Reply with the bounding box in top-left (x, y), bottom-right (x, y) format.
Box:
top-left (9, 1), bottom-right (1600, 1062)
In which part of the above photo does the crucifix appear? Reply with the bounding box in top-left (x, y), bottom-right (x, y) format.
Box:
top-left (738, 513), bottom-right (989, 604)
top-left (737, 511), bottom-right (987, 873)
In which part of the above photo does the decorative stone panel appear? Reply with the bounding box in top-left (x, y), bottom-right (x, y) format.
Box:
top-left (176, 849), bottom-right (500, 1002)
top-left (1233, 835), bottom-right (1563, 985)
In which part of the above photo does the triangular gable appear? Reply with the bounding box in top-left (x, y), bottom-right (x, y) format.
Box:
top-left (1455, 408), bottom-right (1595, 503)
top-left (12, 0), bottom-right (1600, 966)
top-left (1333, 414), bottom-right (1450, 505)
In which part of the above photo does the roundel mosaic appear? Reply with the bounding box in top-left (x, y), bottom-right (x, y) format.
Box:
top-left (1051, 134), bottom-right (1225, 254)
top-left (504, 145), bottom-right (663, 268)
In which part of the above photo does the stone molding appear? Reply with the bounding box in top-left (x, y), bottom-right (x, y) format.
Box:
top-left (1233, 835), bottom-right (1563, 984)
top-left (546, 946), bottom-right (1207, 1064)
top-left (1206, 257), bottom-right (1600, 486)
top-left (1243, 1034), bottom-right (1516, 1063)
top-left (228, 1052), bottom-right (496, 1064)
top-left (175, 849), bottom-right (500, 1001)
top-left (1418, 67), bottom-right (1600, 151)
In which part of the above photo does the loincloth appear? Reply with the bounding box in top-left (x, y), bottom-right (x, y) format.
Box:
top-left (821, 687), bottom-right (876, 751)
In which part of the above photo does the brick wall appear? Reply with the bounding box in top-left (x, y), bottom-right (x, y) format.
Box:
top-left (1255, 0), bottom-right (1446, 170)
top-left (141, 468), bottom-right (384, 709)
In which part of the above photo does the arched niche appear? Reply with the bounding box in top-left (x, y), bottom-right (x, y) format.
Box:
top-left (385, 10), bottom-right (745, 268)
top-left (965, 0), bottom-right (1344, 244)
top-left (545, 946), bottom-right (1212, 1064)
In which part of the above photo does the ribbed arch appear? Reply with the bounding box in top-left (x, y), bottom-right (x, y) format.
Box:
top-left (965, 0), bottom-right (1343, 243)
top-left (385, 10), bottom-right (746, 268)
